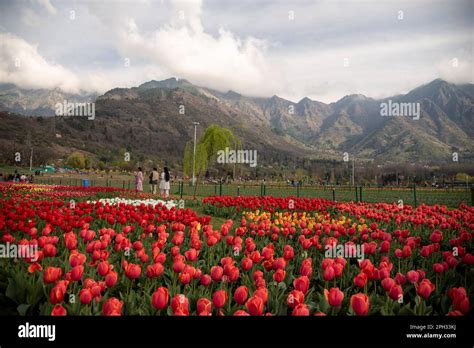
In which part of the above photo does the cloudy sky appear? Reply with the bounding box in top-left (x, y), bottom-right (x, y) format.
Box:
top-left (0, 0), bottom-right (472, 102)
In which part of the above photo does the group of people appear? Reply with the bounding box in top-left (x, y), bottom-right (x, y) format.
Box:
top-left (1, 170), bottom-right (33, 183)
top-left (134, 167), bottom-right (171, 198)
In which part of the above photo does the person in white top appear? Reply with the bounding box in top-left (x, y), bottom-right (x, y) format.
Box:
top-left (150, 167), bottom-right (159, 194)
top-left (159, 167), bottom-right (171, 199)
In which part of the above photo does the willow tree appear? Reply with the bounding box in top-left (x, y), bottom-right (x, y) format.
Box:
top-left (183, 124), bottom-right (241, 199)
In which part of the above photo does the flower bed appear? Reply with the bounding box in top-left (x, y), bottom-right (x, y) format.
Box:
top-left (0, 188), bottom-right (472, 316)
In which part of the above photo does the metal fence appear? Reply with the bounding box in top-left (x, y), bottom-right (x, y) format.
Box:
top-left (33, 177), bottom-right (473, 207)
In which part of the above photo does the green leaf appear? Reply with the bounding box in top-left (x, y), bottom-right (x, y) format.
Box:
top-left (318, 293), bottom-right (329, 313)
top-left (5, 278), bottom-right (19, 304)
top-left (398, 304), bottom-right (415, 315)
top-left (17, 303), bottom-right (30, 316)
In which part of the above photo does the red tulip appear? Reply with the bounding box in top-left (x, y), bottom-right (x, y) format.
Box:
top-left (406, 270), bottom-right (419, 283)
top-left (417, 279), bottom-right (435, 299)
top-left (124, 263), bottom-right (141, 280)
top-left (234, 286), bottom-right (249, 305)
top-left (179, 271), bottom-right (192, 285)
top-left (326, 288), bottom-right (344, 307)
top-left (388, 285), bottom-right (403, 301)
top-left (79, 288), bottom-right (93, 304)
top-left (245, 296), bottom-right (264, 316)
top-left (70, 265), bottom-right (84, 281)
top-left (151, 287), bottom-right (169, 310)
top-left (51, 304), bottom-right (67, 316)
top-left (102, 297), bottom-right (123, 316)
top-left (233, 310), bottom-right (250, 316)
top-left (210, 266), bottom-right (224, 281)
top-left (292, 303), bottom-right (310, 316)
top-left (273, 269), bottom-right (286, 283)
top-left (212, 290), bottom-right (228, 309)
top-left (171, 294), bottom-right (189, 316)
top-left (194, 298), bottom-right (211, 315)
top-left (241, 257), bottom-right (253, 270)
top-left (430, 230), bottom-right (443, 243)
top-left (381, 278), bottom-right (396, 292)
top-left (293, 275), bottom-right (309, 294)
top-left (200, 274), bottom-right (212, 286)
top-left (323, 266), bottom-right (335, 281)
top-left (184, 248), bottom-right (198, 262)
top-left (353, 272), bottom-right (368, 288)
top-left (50, 284), bottom-right (66, 304)
top-left (97, 261), bottom-right (110, 276)
top-left (351, 293), bottom-right (369, 316)
top-left (105, 271), bottom-right (118, 287)
top-left (43, 266), bottom-right (62, 284)
top-left (432, 263), bottom-right (444, 273)
top-left (395, 272), bottom-right (406, 285)
top-left (287, 290), bottom-right (305, 309)
top-left (254, 288), bottom-right (268, 304)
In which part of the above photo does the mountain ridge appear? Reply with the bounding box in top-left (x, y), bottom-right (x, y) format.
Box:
top-left (0, 78), bottom-right (472, 167)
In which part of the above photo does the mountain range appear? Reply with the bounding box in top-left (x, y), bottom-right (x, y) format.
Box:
top-left (0, 78), bottom-right (472, 170)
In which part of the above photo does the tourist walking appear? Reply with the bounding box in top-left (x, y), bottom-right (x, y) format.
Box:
top-left (150, 167), bottom-right (159, 194)
top-left (159, 167), bottom-right (170, 199)
top-left (134, 167), bottom-right (144, 192)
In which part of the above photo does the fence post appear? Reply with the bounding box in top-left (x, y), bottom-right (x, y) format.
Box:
top-left (237, 186), bottom-right (240, 196)
top-left (297, 184), bottom-right (300, 198)
top-left (359, 186), bottom-right (363, 202)
top-left (413, 184), bottom-right (417, 207)
top-left (264, 184), bottom-right (266, 196)
top-left (332, 188), bottom-right (336, 202)
top-left (471, 187), bottom-right (474, 206)
top-left (219, 182), bottom-right (222, 196)
top-left (355, 186), bottom-right (359, 202)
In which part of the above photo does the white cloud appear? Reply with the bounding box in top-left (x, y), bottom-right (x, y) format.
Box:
top-left (274, 32), bottom-right (473, 102)
top-left (36, 0), bottom-right (57, 15)
top-left (0, 0), bottom-right (471, 102)
top-left (0, 32), bottom-right (170, 94)
top-left (0, 32), bottom-right (82, 92)
top-left (115, 0), bottom-right (276, 96)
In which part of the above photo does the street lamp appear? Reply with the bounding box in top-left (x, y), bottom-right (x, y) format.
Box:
top-left (192, 122), bottom-right (199, 186)
top-left (352, 158), bottom-right (355, 186)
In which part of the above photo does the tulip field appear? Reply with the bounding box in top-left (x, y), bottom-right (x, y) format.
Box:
top-left (0, 182), bottom-right (472, 316)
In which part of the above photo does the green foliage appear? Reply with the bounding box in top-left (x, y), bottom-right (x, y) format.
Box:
top-left (182, 124), bottom-right (241, 178)
top-left (200, 124), bottom-right (241, 162)
top-left (66, 151), bottom-right (86, 168)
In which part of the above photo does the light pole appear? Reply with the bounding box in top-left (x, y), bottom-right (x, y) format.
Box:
top-left (29, 148), bottom-right (33, 172)
top-left (192, 122), bottom-right (199, 186)
top-left (352, 158), bottom-right (355, 186)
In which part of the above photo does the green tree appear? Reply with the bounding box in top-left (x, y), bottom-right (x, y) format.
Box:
top-left (66, 152), bottom-right (86, 168)
top-left (183, 124), bottom-right (241, 199)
